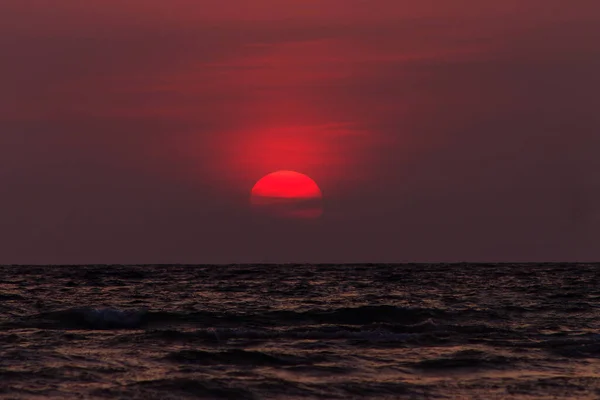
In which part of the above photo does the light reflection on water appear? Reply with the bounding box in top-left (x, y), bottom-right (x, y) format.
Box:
top-left (1, 263), bottom-right (600, 398)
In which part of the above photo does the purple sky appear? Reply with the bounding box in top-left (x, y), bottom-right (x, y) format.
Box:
top-left (1, 1), bottom-right (599, 263)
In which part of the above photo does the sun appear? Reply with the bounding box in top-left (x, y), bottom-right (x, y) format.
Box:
top-left (251, 171), bottom-right (323, 219)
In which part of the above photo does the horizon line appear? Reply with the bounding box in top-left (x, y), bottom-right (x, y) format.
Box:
top-left (1, 262), bottom-right (598, 267)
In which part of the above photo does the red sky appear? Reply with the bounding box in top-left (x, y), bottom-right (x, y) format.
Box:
top-left (0, 1), bottom-right (599, 263)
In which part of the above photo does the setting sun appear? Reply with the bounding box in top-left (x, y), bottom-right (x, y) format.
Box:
top-left (251, 171), bottom-right (323, 219)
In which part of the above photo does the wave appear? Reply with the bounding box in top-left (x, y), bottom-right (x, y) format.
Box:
top-left (411, 349), bottom-right (515, 370)
top-left (130, 326), bottom-right (417, 344)
top-left (100, 378), bottom-right (257, 400)
top-left (543, 335), bottom-right (600, 358)
top-left (266, 305), bottom-right (445, 325)
top-left (0, 293), bottom-right (25, 301)
top-left (166, 349), bottom-right (325, 366)
top-left (9, 305), bottom-right (446, 330)
top-left (104, 376), bottom-right (416, 399)
top-left (19, 308), bottom-right (150, 330)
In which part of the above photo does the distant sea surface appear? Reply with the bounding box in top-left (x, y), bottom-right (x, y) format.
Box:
top-left (1, 264), bottom-right (600, 399)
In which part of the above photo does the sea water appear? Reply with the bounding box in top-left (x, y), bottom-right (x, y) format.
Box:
top-left (1, 264), bottom-right (599, 399)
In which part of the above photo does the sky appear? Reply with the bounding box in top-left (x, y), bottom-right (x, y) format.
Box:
top-left (1, 1), bottom-right (599, 264)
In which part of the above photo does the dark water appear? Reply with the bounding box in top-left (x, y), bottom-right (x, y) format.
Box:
top-left (1, 264), bottom-right (600, 399)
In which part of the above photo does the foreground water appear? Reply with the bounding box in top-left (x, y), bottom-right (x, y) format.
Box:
top-left (1, 264), bottom-right (600, 399)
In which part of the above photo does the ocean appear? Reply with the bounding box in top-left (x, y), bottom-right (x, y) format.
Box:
top-left (1, 264), bottom-right (599, 399)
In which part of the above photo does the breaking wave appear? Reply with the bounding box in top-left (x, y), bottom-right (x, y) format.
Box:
top-left (10, 305), bottom-right (447, 330)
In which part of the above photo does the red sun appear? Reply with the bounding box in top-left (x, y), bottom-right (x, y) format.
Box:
top-left (251, 171), bottom-right (323, 219)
